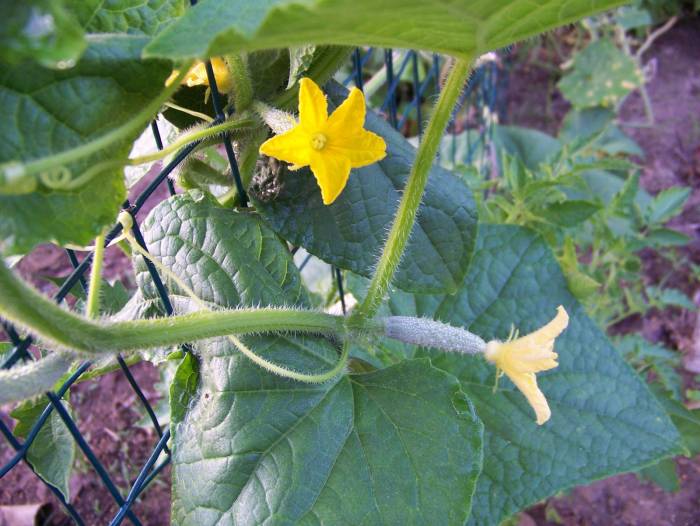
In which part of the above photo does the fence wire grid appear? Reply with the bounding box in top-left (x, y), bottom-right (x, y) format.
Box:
top-left (0, 46), bottom-right (504, 525)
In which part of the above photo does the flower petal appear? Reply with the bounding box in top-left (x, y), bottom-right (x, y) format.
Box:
top-left (209, 57), bottom-right (233, 92)
top-left (327, 129), bottom-right (387, 168)
top-left (526, 305), bottom-right (569, 347)
top-left (507, 372), bottom-right (552, 425)
top-left (259, 127), bottom-right (311, 167)
top-left (299, 78), bottom-right (328, 132)
top-left (184, 61), bottom-right (208, 87)
top-left (484, 306), bottom-right (568, 424)
top-left (492, 344), bottom-right (558, 374)
top-left (309, 151), bottom-right (352, 205)
top-left (326, 87), bottom-right (366, 133)
top-left (324, 88), bottom-right (386, 167)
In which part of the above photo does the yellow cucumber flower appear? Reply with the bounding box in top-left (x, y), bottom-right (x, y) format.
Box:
top-left (259, 77), bottom-right (387, 205)
top-left (484, 306), bottom-right (569, 425)
top-left (166, 57), bottom-right (233, 92)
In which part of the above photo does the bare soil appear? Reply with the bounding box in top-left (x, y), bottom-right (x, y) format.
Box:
top-left (525, 456), bottom-right (700, 526)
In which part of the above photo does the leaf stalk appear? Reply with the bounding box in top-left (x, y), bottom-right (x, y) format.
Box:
top-left (354, 56), bottom-right (474, 319)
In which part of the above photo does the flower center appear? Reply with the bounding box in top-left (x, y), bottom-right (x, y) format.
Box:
top-left (310, 133), bottom-right (327, 151)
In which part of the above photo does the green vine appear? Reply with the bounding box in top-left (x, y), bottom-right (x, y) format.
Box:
top-left (354, 57), bottom-right (473, 319)
top-left (0, 258), bottom-right (380, 355)
top-left (127, 116), bottom-right (256, 166)
top-left (85, 233), bottom-right (105, 319)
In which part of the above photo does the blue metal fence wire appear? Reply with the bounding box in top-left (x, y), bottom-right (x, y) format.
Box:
top-left (0, 47), bottom-right (504, 524)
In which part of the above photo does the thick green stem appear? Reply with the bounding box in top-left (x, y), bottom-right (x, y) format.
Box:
top-left (0, 260), bottom-right (380, 355)
top-left (227, 53), bottom-right (253, 111)
top-left (355, 57), bottom-right (473, 319)
top-left (123, 230), bottom-right (349, 383)
top-left (85, 233), bottom-right (105, 319)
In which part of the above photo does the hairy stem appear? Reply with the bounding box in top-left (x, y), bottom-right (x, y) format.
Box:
top-left (124, 231), bottom-right (350, 383)
top-left (0, 260), bottom-right (379, 355)
top-left (85, 233), bottom-right (105, 319)
top-left (128, 117), bottom-right (255, 166)
top-left (355, 57), bottom-right (473, 319)
top-left (227, 53), bottom-right (253, 111)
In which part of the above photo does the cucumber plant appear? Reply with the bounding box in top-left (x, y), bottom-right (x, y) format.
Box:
top-left (0, 1), bottom-right (691, 525)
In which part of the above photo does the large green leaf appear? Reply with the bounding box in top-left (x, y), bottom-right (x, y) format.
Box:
top-left (350, 224), bottom-right (682, 525)
top-left (1, 0), bottom-right (85, 68)
top-left (252, 83), bottom-right (478, 294)
top-left (11, 395), bottom-right (76, 499)
top-left (173, 349), bottom-right (483, 526)
top-left (137, 193), bottom-right (484, 525)
top-left (136, 193), bottom-right (308, 307)
top-left (69, 0), bottom-right (185, 35)
top-left (144, 0), bottom-right (626, 60)
top-left (0, 35), bottom-right (172, 254)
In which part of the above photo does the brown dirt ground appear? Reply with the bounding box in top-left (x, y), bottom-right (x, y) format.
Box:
top-left (0, 362), bottom-right (171, 526)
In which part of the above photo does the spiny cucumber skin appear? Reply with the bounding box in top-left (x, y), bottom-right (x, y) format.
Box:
top-left (384, 316), bottom-right (486, 355)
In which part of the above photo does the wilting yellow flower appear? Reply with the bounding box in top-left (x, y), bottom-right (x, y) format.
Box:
top-left (165, 57), bottom-right (232, 92)
top-left (259, 78), bottom-right (386, 205)
top-left (484, 306), bottom-right (569, 425)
